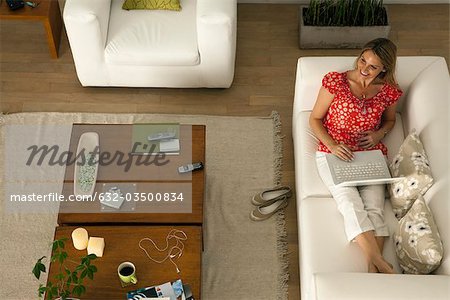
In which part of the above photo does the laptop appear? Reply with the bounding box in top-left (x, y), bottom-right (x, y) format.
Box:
top-left (325, 150), bottom-right (404, 187)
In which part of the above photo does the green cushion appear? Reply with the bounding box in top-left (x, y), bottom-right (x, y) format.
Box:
top-left (122, 0), bottom-right (181, 11)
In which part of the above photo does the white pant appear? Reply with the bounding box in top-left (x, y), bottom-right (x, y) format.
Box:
top-left (316, 152), bottom-right (389, 241)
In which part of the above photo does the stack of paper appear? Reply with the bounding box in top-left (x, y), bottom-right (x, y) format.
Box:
top-left (160, 139), bottom-right (180, 153)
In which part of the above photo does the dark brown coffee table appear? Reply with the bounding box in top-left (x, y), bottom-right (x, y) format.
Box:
top-left (0, 0), bottom-right (62, 58)
top-left (58, 124), bottom-right (206, 225)
top-left (47, 225), bottom-right (202, 299)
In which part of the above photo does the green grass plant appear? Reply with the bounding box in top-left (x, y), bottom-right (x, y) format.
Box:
top-left (303, 0), bottom-right (388, 27)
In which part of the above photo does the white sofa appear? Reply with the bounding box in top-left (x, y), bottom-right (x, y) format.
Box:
top-left (63, 0), bottom-right (236, 88)
top-left (293, 57), bottom-right (450, 300)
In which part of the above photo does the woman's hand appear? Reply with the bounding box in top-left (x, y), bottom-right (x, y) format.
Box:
top-left (358, 131), bottom-right (383, 148)
top-left (329, 143), bottom-right (354, 161)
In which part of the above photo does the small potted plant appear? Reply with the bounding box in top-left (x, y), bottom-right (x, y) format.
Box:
top-left (299, 0), bottom-right (390, 48)
top-left (32, 238), bottom-right (98, 300)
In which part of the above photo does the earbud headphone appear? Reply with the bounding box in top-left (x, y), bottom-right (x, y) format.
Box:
top-left (139, 229), bottom-right (187, 273)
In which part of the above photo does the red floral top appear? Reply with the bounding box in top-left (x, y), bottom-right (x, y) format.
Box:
top-left (318, 71), bottom-right (403, 155)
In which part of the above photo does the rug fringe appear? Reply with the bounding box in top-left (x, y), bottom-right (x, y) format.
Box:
top-left (270, 111), bottom-right (283, 186)
top-left (276, 210), bottom-right (290, 300)
top-left (270, 110), bottom-right (290, 300)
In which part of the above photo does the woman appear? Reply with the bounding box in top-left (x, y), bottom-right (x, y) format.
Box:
top-left (310, 38), bottom-right (403, 274)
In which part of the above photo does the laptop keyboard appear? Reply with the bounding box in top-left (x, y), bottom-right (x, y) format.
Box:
top-left (334, 162), bottom-right (385, 182)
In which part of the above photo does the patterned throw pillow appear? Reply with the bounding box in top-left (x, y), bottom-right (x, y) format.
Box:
top-left (394, 196), bottom-right (443, 274)
top-left (389, 132), bottom-right (433, 219)
top-left (122, 0), bottom-right (181, 11)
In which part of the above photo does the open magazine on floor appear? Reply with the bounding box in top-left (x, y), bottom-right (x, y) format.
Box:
top-left (127, 279), bottom-right (194, 300)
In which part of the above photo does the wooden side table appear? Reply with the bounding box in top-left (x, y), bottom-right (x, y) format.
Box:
top-left (47, 226), bottom-right (202, 299)
top-left (0, 0), bottom-right (62, 58)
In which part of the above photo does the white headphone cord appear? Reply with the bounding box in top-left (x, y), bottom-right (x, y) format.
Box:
top-left (139, 229), bottom-right (187, 273)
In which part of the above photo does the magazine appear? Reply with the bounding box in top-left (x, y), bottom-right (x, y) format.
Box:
top-left (127, 279), bottom-right (193, 300)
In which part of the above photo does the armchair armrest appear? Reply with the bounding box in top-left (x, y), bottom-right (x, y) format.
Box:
top-left (63, 0), bottom-right (111, 86)
top-left (313, 272), bottom-right (450, 300)
top-left (196, 0), bottom-right (237, 87)
top-left (197, 0), bottom-right (236, 20)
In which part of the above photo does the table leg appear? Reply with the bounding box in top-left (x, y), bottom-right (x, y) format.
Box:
top-left (43, 0), bottom-right (62, 59)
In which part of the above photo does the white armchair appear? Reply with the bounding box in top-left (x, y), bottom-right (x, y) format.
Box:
top-left (63, 0), bottom-right (236, 88)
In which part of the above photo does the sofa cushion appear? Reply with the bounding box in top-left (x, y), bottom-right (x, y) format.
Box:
top-left (298, 196), bottom-right (402, 300)
top-left (122, 0), bottom-right (181, 11)
top-left (389, 132), bottom-right (434, 219)
top-left (105, 0), bottom-right (199, 66)
top-left (394, 196), bottom-right (444, 274)
top-left (313, 272), bottom-right (450, 300)
top-left (394, 196), bottom-right (443, 274)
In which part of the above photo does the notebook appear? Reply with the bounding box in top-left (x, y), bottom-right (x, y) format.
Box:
top-left (325, 150), bottom-right (404, 187)
top-left (131, 123), bottom-right (180, 155)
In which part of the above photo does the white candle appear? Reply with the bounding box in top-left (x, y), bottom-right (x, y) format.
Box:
top-left (87, 237), bottom-right (105, 257)
top-left (71, 228), bottom-right (89, 250)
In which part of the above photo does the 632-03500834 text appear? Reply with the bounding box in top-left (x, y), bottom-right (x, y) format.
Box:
top-left (9, 192), bottom-right (185, 202)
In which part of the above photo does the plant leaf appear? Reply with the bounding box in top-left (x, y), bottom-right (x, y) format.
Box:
top-left (88, 265), bottom-right (97, 273)
top-left (61, 290), bottom-right (70, 298)
top-left (75, 264), bottom-right (85, 271)
top-left (51, 240), bottom-right (59, 251)
top-left (80, 285), bottom-right (86, 294)
top-left (87, 269), bottom-right (94, 280)
top-left (80, 269), bottom-right (88, 280)
top-left (71, 271), bottom-right (78, 283)
top-left (32, 261), bottom-right (46, 279)
top-left (72, 285), bottom-right (82, 296)
top-left (32, 265), bottom-right (41, 279)
top-left (38, 284), bottom-right (46, 298)
top-left (39, 263), bottom-right (46, 272)
top-left (58, 253), bottom-right (65, 264)
top-left (87, 254), bottom-right (97, 260)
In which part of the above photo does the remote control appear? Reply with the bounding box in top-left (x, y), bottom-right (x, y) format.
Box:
top-left (178, 162), bottom-right (203, 174)
top-left (147, 132), bottom-right (176, 141)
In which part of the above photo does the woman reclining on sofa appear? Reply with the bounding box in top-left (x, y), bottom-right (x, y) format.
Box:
top-left (309, 38), bottom-right (403, 274)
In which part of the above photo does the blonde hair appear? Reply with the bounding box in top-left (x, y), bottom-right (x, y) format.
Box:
top-left (355, 38), bottom-right (398, 86)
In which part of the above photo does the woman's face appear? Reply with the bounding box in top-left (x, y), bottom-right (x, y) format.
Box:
top-left (357, 50), bottom-right (384, 81)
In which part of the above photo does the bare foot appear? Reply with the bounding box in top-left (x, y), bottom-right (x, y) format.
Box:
top-left (373, 258), bottom-right (394, 274)
top-left (368, 263), bottom-right (378, 273)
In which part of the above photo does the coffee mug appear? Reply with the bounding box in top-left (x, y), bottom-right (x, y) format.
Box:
top-left (117, 262), bottom-right (137, 284)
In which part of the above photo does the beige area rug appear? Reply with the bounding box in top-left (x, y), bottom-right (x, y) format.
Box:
top-left (0, 112), bottom-right (288, 300)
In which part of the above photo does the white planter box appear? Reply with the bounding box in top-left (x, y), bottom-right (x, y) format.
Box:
top-left (299, 6), bottom-right (391, 49)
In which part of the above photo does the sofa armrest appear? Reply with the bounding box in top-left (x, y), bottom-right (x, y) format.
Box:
top-left (313, 272), bottom-right (450, 300)
top-left (196, 0), bottom-right (237, 87)
top-left (63, 0), bottom-right (111, 86)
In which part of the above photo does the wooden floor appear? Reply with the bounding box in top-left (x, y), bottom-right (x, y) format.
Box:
top-left (1, 3), bottom-right (448, 299)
